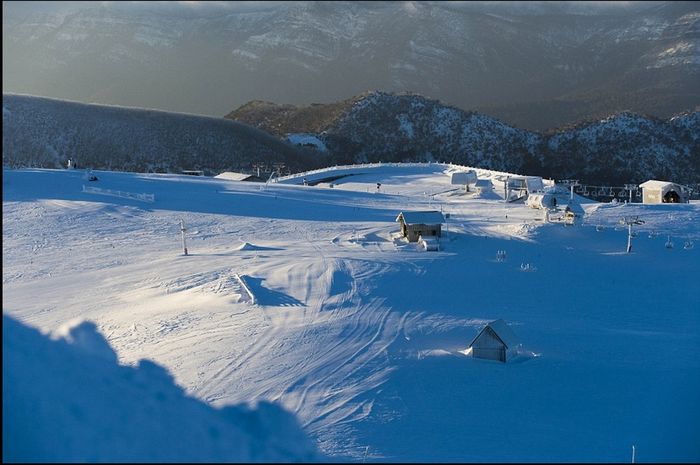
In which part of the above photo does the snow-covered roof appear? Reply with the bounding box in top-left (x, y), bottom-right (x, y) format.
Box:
top-left (215, 172), bottom-right (255, 181)
top-left (525, 177), bottom-right (544, 192)
top-left (470, 319), bottom-right (520, 349)
top-left (639, 180), bottom-right (680, 190)
top-left (396, 211), bottom-right (445, 225)
top-left (450, 171), bottom-right (477, 185)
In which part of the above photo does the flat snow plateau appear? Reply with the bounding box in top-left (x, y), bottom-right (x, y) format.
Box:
top-left (3, 164), bottom-right (699, 462)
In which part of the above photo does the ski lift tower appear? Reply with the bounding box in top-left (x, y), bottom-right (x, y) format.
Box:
top-left (272, 162), bottom-right (286, 179)
top-left (559, 179), bottom-right (580, 203)
top-left (252, 162), bottom-right (266, 178)
top-left (620, 216), bottom-right (645, 253)
top-left (624, 184), bottom-right (637, 203)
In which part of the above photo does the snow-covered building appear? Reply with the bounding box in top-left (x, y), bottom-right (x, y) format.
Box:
top-left (639, 180), bottom-right (689, 204)
top-left (396, 211), bottom-right (445, 242)
top-left (526, 192), bottom-right (557, 209)
top-left (474, 179), bottom-right (493, 194)
top-left (450, 170), bottom-right (478, 191)
top-left (215, 172), bottom-right (265, 182)
top-left (468, 319), bottom-right (520, 362)
top-left (508, 176), bottom-right (544, 194)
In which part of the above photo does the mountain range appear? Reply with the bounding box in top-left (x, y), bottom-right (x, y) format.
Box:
top-left (3, 1), bottom-right (699, 131)
top-left (4, 92), bottom-right (698, 188)
top-left (227, 91), bottom-right (700, 186)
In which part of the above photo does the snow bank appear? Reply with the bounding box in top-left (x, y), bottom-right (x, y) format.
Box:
top-left (2, 315), bottom-right (319, 462)
top-left (236, 241), bottom-right (264, 251)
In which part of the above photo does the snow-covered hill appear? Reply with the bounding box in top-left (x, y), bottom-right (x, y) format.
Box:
top-left (2, 94), bottom-right (314, 174)
top-left (229, 92), bottom-right (700, 186)
top-left (3, 163), bottom-right (699, 461)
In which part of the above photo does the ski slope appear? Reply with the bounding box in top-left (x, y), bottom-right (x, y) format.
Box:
top-left (3, 163), bottom-right (699, 462)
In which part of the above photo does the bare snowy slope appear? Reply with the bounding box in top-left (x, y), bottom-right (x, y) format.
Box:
top-left (3, 164), bottom-right (699, 461)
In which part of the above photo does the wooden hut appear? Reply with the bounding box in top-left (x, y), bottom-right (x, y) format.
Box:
top-left (396, 211), bottom-right (445, 242)
top-left (468, 319), bottom-right (520, 362)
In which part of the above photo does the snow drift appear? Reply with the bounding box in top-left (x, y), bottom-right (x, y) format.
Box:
top-left (2, 315), bottom-right (319, 462)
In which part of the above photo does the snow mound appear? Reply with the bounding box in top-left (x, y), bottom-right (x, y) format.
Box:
top-left (235, 241), bottom-right (277, 251)
top-left (2, 315), bottom-right (320, 463)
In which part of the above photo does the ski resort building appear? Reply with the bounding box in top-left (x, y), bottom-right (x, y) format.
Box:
top-left (508, 176), bottom-right (544, 194)
top-left (504, 176), bottom-right (545, 201)
top-left (526, 192), bottom-right (557, 209)
top-left (396, 211), bottom-right (445, 242)
top-left (639, 180), bottom-right (689, 204)
top-left (474, 179), bottom-right (493, 194)
top-left (214, 172), bottom-right (265, 182)
top-left (450, 170), bottom-right (478, 192)
top-left (468, 319), bottom-right (520, 362)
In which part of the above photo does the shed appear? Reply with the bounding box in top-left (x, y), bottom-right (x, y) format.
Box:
top-left (396, 211), bottom-right (445, 242)
top-left (639, 180), bottom-right (689, 204)
top-left (468, 319), bottom-right (520, 362)
top-left (474, 179), bottom-right (493, 194)
top-left (451, 171), bottom-right (478, 191)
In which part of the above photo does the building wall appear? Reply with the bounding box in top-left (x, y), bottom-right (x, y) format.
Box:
top-left (405, 224), bottom-right (442, 242)
top-left (643, 188), bottom-right (662, 204)
top-left (471, 328), bottom-right (506, 362)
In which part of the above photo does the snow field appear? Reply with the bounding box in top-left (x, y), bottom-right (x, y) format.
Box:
top-left (3, 164), bottom-right (699, 461)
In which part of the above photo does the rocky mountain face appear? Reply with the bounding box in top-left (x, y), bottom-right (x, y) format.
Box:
top-left (227, 91), bottom-right (700, 186)
top-left (3, 1), bottom-right (699, 131)
top-left (2, 94), bottom-right (315, 175)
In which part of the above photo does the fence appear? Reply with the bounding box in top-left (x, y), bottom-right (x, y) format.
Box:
top-left (82, 185), bottom-right (155, 203)
top-left (275, 161), bottom-right (525, 184)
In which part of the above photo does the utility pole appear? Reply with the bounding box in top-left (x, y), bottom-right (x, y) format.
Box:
top-left (180, 219), bottom-right (188, 256)
top-left (620, 216), bottom-right (644, 253)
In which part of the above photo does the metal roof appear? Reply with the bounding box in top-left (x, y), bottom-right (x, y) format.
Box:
top-left (469, 319), bottom-right (520, 349)
top-left (396, 211), bottom-right (445, 225)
